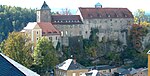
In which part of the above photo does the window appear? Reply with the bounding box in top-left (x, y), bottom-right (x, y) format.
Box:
top-left (85, 31), bottom-right (88, 34)
top-left (89, 21), bottom-right (91, 23)
top-left (37, 38), bottom-right (38, 40)
top-left (37, 31), bottom-right (38, 34)
top-left (49, 37), bottom-right (52, 41)
top-left (79, 31), bottom-right (82, 35)
top-left (103, 71), bottom-right (106, 73)
top-left (109, 69), bottom-right (111, 72)
top-left (110, 19), bottom-right (112, 21)
top-left (105, 20), bottom-right (107, 23)
top-left (72, 73), bottom-right (76, 76)
top-left (111, 23), bottom-right (113, 26)
top-left (48, 32), bottom-right (51, 34)
top-left (100, 21), bottom-right (101, 23)
top-left (120, 21), bottom-right (122, 23)
top-left (56, 36), bottom-right (57, 40)
top-left (42, 32), bottom-right (45, 34)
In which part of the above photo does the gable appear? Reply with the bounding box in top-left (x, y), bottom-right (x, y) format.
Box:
top-left (34, 24), bottom-right (41, 29)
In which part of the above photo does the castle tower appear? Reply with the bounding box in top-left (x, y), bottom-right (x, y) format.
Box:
top-left (147, 50), bottom-right (150, 76)
top-left (36, 1), bottom-right (51, 22)
top-left (95, 2), bottom-right (102, 8)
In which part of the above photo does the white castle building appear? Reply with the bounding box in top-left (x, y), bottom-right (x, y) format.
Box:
top-left (22, 1), bottom-right (134, 47)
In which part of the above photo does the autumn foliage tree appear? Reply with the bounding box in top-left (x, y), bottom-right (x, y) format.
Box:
top-left (1, 32), bottom-right (33, 68)
top-left (33, 37), bottom-right (59, 75)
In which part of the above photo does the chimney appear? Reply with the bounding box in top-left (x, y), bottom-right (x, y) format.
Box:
top-left (73, 59), bottom-right (76, 64)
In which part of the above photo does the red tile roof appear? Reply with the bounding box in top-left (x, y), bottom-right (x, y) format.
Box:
top-left (37, 22), bottom-right (60, 35)
top-left (79, 7), bottom-right (134, 19)
top-left (51, 15), bottom-right (83, 24)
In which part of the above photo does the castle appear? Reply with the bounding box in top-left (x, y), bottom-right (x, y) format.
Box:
top-left (22, 1), bottom-right (134, 48)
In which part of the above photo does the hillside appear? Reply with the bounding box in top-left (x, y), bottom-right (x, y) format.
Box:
top-left (0, 5), bottom-right (36, 42)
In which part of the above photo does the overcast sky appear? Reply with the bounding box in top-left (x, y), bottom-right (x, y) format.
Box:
top-left (0, 0), bottom-right (150, 14)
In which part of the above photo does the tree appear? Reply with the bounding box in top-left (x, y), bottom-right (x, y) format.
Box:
top-left (33, 37), bottom-right (59, 75)
top-left (0, 5), bottom-right (36, 42)
top-left (60, 8), bottom-right (72, 15)
top-left (134, 9), bottom-right (145, 24)
top-left (1, 32), bottom-right (33, 68)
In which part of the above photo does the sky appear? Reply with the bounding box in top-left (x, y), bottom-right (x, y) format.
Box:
top-left (0, 0), bottom-right (150, 14)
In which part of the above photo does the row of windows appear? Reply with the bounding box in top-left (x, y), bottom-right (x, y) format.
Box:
top-left (58, 25), bottom-right (82, 29)
top-left (88, 13), bottom-right (128, 18)
top-left (36, 36), bottom-right (58, 41)
top-left (88, 20), bottom-right (131, 24)
top-left (54, 20), bottom-right (80, 23)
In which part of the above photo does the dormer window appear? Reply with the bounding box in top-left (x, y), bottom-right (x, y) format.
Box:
top-left (108, 15), bottom-right (110, 17)
top-left (88, 14), bottom-right (93, 18)
top-left (53, 31), bottom-right (57, 33)
top-left (117, 15), bottom-right (119, 17)
top-left (48, 32), bottom-right (51, 34)
top-left (42, 32), bottom-right (45, 34)
top-left (97, 13), bottom-right (101, 17)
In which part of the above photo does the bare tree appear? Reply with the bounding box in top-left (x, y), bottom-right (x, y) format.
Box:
top-left (60, 8), bottom-right (72, 15)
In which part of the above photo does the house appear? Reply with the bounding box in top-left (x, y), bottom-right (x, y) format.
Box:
top-left (87, 65), bottom-right (118, 75)
top-left (132, 68), bottom-right (147, 76)
top-left (22, 1), bottom-right (134, 47)
top-left (55, 59), bottom-right (88, 76)
top-left (80, 70), bottom-right (101, 76)
top-left (0, 53), bottom-right (39, 76)
top-left (115, 68), bottom-right (131, 76)
top-left (22, 22), bottom-right (60, 48)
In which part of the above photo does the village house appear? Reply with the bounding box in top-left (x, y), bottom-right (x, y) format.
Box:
top-left (55, 59), bottom-right (88, 76)
top-left (22, 1), bottom-right (134, 47)
top-left (22, 22), bottom-right (60, 48)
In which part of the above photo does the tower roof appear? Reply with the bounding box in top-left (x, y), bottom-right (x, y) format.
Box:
top-left (41, 1), bottom-right (50, 10)
top-left (95, 2), bottom-right (102, 6)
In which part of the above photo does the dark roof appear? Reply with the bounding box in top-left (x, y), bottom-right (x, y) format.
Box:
top-left (68, 60), bottom-right (86, 70)
top-left (0, 54), bottom-right (25, 76)
top-left (88, 65), bottom-right (116, 70)
top-left (0, 53), bottom-right (39, 76)
top-left (41, 1), bottom-right (50, 10)
top-left (37, 22), bottom-right (60, 35)
top-left (56, 59), bottom-right (86, 70)
top-left (117, 68), bottom-right (130, 75)
top-left (79, 7), bottom-right (134, 19)
top-left (51, 15), bottom-right (83, 24)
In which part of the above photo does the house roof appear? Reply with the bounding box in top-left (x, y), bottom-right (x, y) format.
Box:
top-left (24, 22), bottom-right (37, 30)
top-left (79, 7), bottom-right (134, 19)
top-left (117, 68), bottom-right (130, 75)
top-left (51, 15), bottom-right (83, 24)
top-left (88, 65), bottom-right (116, 70)
top-left (0, 53), bottom-right (40, 76)
top-left (37, 22), bottom-right (60, 35)
top-left (147, 50), bottom-right (150, 54)
top-left (56, 59), bottom-right (86, 70)
top-left (86, 70), bottom-right (99, 76)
